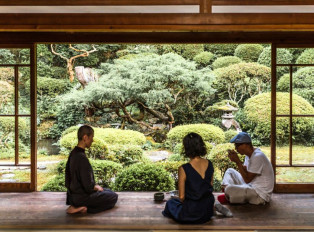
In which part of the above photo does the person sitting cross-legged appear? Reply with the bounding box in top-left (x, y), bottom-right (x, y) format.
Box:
top-left (65, 125), bottom-right (118, 214)
top-left (219, 132), bottom-right (274, 205)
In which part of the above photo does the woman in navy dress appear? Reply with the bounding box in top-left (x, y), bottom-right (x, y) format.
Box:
top-left (162, 132), bottom-right (215, 224)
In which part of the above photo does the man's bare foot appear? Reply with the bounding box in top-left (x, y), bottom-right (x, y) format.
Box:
top-left (66, 205), bottom-right (87, 214)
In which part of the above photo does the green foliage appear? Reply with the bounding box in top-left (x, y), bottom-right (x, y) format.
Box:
top-left (41, 174), bottom-right (67, 192)
top-left (208, 143), bottom-right (245, 177)
top-left (224, 130), bottom-right (238, 143)
top-left (82, 53), bottom-right (216, 129)
top-left (166, 124), bottom-right (225, 151)
top-left (158, 160), bottom-right (186, 188)
top-left (114, 162), bottom-right (175, 191)
top-left (107, 144), bottom-right (143, 166)
top-left (286, 48), bottom-right (305, 63)
top-left (241, 92), bottom-right (314, 145)
top-left (26, 77), bottom-right (72, 97)
top-left (204, 44), bottom-right (239, 57)
top-left (0, 117), bottom-right (29, 149)
top-left (42, 159), bottom-right (122, 191)
top-left (258, 47), bottom-right (293, 77)
top-left (277, 67), bottom-right (314, 105)
top-left (296, 48), bottom-right (314, 65)
top-left (161, 44), bottom-right (204, 60)
top-left (234, 44), bottom-right (264, 62)
top-left (61, 125), bottom-right (80, 137)
top-left (0, 49), bottom-right (15, 64)
top-left (193, 51), bottom-right (215, 67)
top-left (60, 127), bottom-right (145, 163)
top-left (212, 56), bottom-right (242, 70)
top-left (214, 62), bottom-right (271, 104)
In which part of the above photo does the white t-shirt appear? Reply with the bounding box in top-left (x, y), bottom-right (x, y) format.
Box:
top-left (243, 148), bottom-right (274, 202)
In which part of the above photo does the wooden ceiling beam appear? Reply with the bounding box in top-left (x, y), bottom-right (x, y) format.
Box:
top-left (0, 13), bottom-right (313, 26)
top-left (0, 0), bottom-right (313, 5)
top-left (0, 0), bottom-right (200, 6)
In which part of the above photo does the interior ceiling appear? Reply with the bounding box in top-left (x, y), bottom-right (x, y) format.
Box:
top-left (0, 5), bottom-right (313, 13)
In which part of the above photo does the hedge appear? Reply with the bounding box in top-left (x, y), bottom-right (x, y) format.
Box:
top-left (114, 163), bottom-right (175, 191)
top-left (234, 44), bottom-right (264, 62)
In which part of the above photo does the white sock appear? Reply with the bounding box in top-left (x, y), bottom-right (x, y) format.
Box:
top-left (214, 202), bottom-right (233, 217)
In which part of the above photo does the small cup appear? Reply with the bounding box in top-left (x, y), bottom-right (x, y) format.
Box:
top-left (154, 192), bottom-right (164, 201)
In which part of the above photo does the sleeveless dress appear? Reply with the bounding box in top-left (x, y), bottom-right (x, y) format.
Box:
top-left (162, 160), bottom-right (215, 224)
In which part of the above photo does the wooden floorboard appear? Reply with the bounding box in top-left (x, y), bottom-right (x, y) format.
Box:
top-left (0, 192), bottom-right (313, 230)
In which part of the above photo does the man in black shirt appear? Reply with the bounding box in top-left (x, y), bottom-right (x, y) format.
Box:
top-left (65, 125), bottom-right (118, 214)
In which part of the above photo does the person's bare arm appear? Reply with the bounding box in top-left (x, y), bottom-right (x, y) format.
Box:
top-left (178, 166), bottom-right (186, 202)
top-left (228, 150), bottom-right (257, 183)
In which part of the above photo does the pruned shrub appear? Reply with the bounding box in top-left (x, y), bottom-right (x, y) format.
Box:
top-left (241, 92), bottom-right (314, 145)
top-left (107, 144), bottom-right (143, 166)
top-left (157, 160), bottom-right (186, 188)
top-left (60, 127), bottom-right (146, 161)
top-left (277, 67), bottom-right (314, 105)
top-left (204, 44), bottom-right (239, 57)
top-left (193, 51), bottom-right (215, 67)
top-left (234, 44), bottom-right (264, 62)
top-left (224, 130), bottom-right (238, 143)
top-left (41, 174), bottom-right (67, 192)
top-left (166, 124), bottom-right (225, 152)
top-left (258, 46), bottom-right (293, 78)
top-left (114, 163), bottom-right (175, 191)
top-left (208, 143), bottom-right (245, 177)
top-left (212, 56), bottom-right (242, 70)
top-left (42, 159), bottom-right (123, 191)
top-left (214, 62), bottom-right (271, 104)
top-left (161, 44), bottom-right (204, 60)
top-left (296, 48), bottom-right (314, 65)
top-left (26, 77), bottom-right (72, 97)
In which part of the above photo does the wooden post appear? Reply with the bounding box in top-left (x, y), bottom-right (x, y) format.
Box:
top-left (200, 0), bottom-right (212, 13)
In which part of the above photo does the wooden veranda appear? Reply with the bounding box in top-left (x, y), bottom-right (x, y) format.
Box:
top-left (0, 192), bottom-right (313, 231)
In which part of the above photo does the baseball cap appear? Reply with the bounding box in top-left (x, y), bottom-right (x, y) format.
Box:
top-left (230, 132), bottom-right (252, 143)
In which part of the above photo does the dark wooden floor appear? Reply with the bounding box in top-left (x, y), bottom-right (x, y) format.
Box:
top-left (0, 192), bottom-right (313, 231)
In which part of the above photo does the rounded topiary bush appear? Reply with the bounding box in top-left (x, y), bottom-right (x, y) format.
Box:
top-left (296, 48), bottom-right (314, 65)
top-left (224, 130), bottom-right (238, 143)
top-left (212, 56), bottom-right (242, 70)
top-left (208, 143), bottom-right (245, 177)
top-left (204, 44), bottom-right (239, 57)
top-left (258, 47), bottom-right (293, 78)
top-left (94, 128), bottom-right (146, 146)
top-left (60, 127), bottom-right (146, 161)
top-left (277, 67), bottom-right (314, 105)
top-left (234, 44), bottom-right (264, 62)
top-left (166, 124), bottom-right (225, 150)
top-left (193, 51), bottom-right (215, 67)
top-left (114, 163), bottom-right (175, 191)
top-left (242, 92), bottom-right (314, 145)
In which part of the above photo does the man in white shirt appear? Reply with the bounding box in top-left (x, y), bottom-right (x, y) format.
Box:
top-left (220, 132), bottom-right (274, 205)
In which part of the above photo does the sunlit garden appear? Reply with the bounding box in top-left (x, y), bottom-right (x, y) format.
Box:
top-left (0, 44), bottom-right (313, 190)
